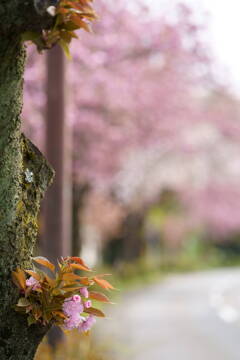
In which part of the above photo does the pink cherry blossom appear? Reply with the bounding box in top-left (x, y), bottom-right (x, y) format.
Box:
top-left (84, 300), bottom-right (92, 309)
top-left (26, 276), bottom-right (41, 291)
top-left (78, 315), bottom-right (96, 333)
top-left (80, 287), bottom-right (89, 298)
top-left (62, 296), bottom-right (85, 330)
top-left (62, 297), bottom-right (84, 317)
top-left (72, 295), bottom-right (81, 303)
top-left (64, 314), bottom-right (84, 331)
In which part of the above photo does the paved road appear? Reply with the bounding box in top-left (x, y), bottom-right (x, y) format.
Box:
top-left (98, 268), bottom-right (240, 360)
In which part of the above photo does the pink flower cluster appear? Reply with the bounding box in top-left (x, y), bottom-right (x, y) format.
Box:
top-left (26, 276), bottom-right (41, 291)
top-left (62, 287), bottom-right (96, 332)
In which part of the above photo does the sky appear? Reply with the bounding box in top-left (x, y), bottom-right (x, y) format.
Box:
top-left (147, 0), bottom-right (240, 95)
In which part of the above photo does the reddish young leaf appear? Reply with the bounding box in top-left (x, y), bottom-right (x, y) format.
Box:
top-left (62, 284), bottom-right (82, 291)
top-left (32, 256), bottom-right (55, 272)
top-left (68, 257), bottom-right (91, 270)
top-left (32, 306), bottom-right (42, 320)
top-left (53, 311), bottom-right (67, 319)
top-left (58, 7), bottom-right (69, 14)
top-left (84, 307), bottom-right (105, 317)
top-left (62, 273), bottom-right (84, 281)
top-left (12, 268), bottom-right (26, 290)
top-left (70, 15), bottom-right (92, 32)
top-left (43, 273), bottom-right (55, 287)
top-left (93, 277), bottom-right (114, 290)
top-left (25, 270), bottom-right (41, 281)
top-left (89, 291), bottom-right (111, 303)
top-left (70, 263), bottom-right (91, 272)
top-left (34, 287), bottom-right (43, 293)
top-left (78, 277), bottom-right (91, 286)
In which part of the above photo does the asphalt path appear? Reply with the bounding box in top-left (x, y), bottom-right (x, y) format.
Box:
top-left (98, 268), bottom-right (240, 360)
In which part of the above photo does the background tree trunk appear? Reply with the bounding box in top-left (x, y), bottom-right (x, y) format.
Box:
top-left (72, 183), bottom-right (90, 257)
top-left (103, 211), bottom-right (146, 265)
top-left (0, 36), bottom-right (54, 359)
top-left (43, 45), bottom-right (72, 263)
top-left (122, 212), bottom-right (146, 262)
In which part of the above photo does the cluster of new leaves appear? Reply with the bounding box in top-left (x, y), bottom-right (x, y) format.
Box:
top-left (23, 0), bottom-right (97, 56)
top-left (12, 256), bottom-right (113, 329)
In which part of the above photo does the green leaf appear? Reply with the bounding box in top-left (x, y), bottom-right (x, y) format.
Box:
top-left (59, 39), bottom-right (72, 59)
top-left (27, 315), bottom-right (37, 326)
top-left (21, 31), bottom-right (40, 42)
top-left (64, 21), bottom-right (80, 31)
top-left (21, 32), bottom-right (45, 50)
top-left (17, 298), bottom-right (31, 307)
top-left (60, 30), bottom-right (73, 43)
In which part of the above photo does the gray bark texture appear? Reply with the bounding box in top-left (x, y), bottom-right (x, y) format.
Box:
top-left (0, 3), bottom-right (57, 359)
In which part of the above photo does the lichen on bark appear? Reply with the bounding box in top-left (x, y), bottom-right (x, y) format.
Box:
top-left (0, 11), bottom-right (54, 360)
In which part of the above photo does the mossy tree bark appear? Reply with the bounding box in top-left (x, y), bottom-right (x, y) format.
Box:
top-left (0, 3), bottom-right (57, 359)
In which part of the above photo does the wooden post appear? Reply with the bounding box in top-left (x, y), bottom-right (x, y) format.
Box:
top-left (43, 45), bottom-right (72, 261)
top-left (43, 45), bottom-right (72, 347)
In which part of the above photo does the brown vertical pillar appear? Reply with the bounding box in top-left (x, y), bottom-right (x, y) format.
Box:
top-left (43, 45), bottom-right (72, 263)
top-left (43, 45), bottom-right (72, 348)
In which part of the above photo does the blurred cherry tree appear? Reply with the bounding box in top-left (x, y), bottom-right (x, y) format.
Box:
top-left (23, 0), bottom-right (240, 262)
top-left (23, 1), bottom-right (207, 182)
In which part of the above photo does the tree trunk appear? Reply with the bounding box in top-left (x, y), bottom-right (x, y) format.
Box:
top-left (72, 183), bottom-right (90, 257)
top-left (0, 32), bottom-right (54, 360)
top-left (103, 211), bottom-right (146, 265)
top-left (122, 212), bottom-right (146, 262)
top-left (43, 45), bottom-right (72, 263)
